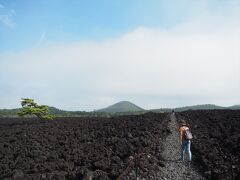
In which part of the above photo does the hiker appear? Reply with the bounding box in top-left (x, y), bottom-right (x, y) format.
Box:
top-left (179, 120), bottom-right (192, 163)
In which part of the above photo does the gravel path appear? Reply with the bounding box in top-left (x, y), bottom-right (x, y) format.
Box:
top-left (157, 113), bottom-right (205, 180)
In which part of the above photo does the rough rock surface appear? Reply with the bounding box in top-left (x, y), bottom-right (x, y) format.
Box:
top-left (0, 110), bottom-right (239, 179)
top-left (178, 110), bottom-right (240, 180)
top-left (0, 113), bottom-right (168, 180)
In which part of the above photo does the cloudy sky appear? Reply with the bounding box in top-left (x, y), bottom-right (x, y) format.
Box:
top-left (0, 0), bottom-right (240, 111)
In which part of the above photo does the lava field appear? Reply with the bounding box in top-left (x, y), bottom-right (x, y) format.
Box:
top-left (0, 110), bottom-right (239, 180)
top-left (0, 113), bottom-right (169, 180)
top-left (177, 110), bottom-right (240, 180)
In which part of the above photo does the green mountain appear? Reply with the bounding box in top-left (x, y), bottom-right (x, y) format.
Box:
top-left (97, 101), bottom-right (144, 113)
top-left (0, 106), bottom-right (109, 118)
top-left (1, 103), bottom-right (239, 117)
top-left (228, 105), bottom-right (240, 110)
top-left (48, 107), bottom-right (68, 115)
top-left (148, 104), bottom-right (240, 112)
top-left (173, 104), bottom-right (225, 112)
top-left (147, 108), bottom-right (172, 113)
top-left (0, 108), bottom-right (21, 117)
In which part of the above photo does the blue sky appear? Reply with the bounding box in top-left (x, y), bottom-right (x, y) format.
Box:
top-left (1, 0), bottom-right (179, 51)
top-left (0, 0), bottom-right (240, 110)
top-left (0, 0), bottom-right (230, 52)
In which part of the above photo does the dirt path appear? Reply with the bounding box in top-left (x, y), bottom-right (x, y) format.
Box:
top-left (157, 113), bottom-right (205, 180)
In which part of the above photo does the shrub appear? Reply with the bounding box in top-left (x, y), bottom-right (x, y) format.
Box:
top-left (18, 98), bottom-right (55, 120)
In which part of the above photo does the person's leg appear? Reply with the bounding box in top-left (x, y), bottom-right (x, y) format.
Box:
top-left (181, 141), bottom-right (186, 161)
top-left (186, 140), bottom-right (192, 161)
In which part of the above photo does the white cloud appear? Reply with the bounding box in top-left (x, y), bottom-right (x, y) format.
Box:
top-left (0, 14), bottom-right (15, 28)
top-left (0, 4), bottom-right (240, 110)
top-left (0, 6), bottom-right (16, 28)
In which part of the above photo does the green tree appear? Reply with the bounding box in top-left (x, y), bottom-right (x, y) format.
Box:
top-left (18, 98), bottom-right (55, 120)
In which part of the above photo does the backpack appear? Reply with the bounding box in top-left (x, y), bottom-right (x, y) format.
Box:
top-left (184, 128), bottom-right (193, 140)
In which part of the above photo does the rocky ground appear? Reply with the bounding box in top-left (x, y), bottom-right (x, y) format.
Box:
top-left (0, 113), bottom-right (169, 180)
top-left (178, 110), bottom-right (240, 180)
top-left (0, 110), bottom-right (239, 180)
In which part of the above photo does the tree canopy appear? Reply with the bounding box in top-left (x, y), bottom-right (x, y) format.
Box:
top-left (18, 98), bottom-right (55, 120)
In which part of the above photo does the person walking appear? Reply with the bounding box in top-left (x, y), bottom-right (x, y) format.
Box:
top-left (179, 120), bottom-right (192, 164)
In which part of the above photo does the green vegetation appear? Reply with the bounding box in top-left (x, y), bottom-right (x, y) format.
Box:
top-left (0, 108), bottom-right (21, 117)
top-left (0, 107), bottom-right (111, 118)
top-left (0, 101), bottom-right (240, 118)
top-left (147, 108), bottom-right (172, 113)
top-left (229, 105), bottom-right (240, 110)
top-left (173, 104), bottom-right (225, 112)
top-left (18, 98), bottom-right (55, 120)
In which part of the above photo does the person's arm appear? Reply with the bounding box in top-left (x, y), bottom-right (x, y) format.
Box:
top-left (179, 127), bottom-right (183, 145)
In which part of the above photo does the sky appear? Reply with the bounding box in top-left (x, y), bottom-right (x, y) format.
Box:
top-left (0, 0), bottom-right (240, 111)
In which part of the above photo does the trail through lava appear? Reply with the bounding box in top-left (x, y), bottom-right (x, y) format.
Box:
top-left (157, 113), bottom-right (205, 180)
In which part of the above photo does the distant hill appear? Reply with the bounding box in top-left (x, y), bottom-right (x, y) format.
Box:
top-left (0, 108), bottom-right (21, 117)
top-left (228, 105), bottom-right (240, 110)
top-left (48, 107), bottom-right (68, 115)
top-left (148, 104), bottom-right (240, 112)
top-left (1, 102), bottom-right (239, 117)
top-left (0, 106), bottom-right (109, 118)
top-left (174, 104), bottom-right (225, 112)
top-left (97, 101), bottom-right (144, 113)
top-left (147, 108), bottom-right (172, 113)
